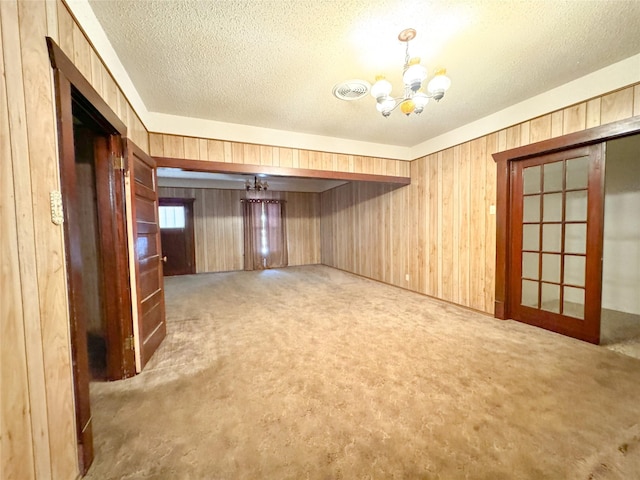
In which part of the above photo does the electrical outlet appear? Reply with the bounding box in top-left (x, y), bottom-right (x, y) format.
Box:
top-left (489, 204), bottom-right (496, 215)
top-left (405, 274), bottom-right (410, 281)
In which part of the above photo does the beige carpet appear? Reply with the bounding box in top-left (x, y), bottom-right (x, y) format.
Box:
top-left (86, 266), bottom-right (640, 479)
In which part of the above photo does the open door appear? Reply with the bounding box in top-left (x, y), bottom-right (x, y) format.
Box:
top-left (126, 139), bottom-right (167, 370)
top-left (509, 144), bottom-right (605, 343)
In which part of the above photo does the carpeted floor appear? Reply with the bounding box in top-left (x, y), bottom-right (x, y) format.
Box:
top-left (86, 265), bottom-right (640, 479)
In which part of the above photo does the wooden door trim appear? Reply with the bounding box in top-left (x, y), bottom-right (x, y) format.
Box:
top-left (493, 116), bottom-right (640, 321)
top-left (52, 68), bottom-right (94, 474)
top-left (155, 156), bottom-right (411, 185)
top-left (47, 37), bottom-right (126, 135)
top-left (159, 198), bottom-right (196, 275)
top-left (48, 37), bottom-right (133, 473)
top-left (94, 136), bottom-right (136, 378)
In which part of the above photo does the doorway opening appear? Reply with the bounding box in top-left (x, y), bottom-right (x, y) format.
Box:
top-left (159, 198), bottom-right (196, 276)
top-left (73, 116), bottom-right (109, 380)
top-left (493, 116), bottom-right (640, 346)
top-left (600, 134), bottom-right (640, 349)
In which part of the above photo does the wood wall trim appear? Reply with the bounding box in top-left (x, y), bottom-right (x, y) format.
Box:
top-left (493, 116), bottom-right (640, 163)
top-left (52, 68), bottom-right (94, 473)
top-left (46, 36), bottom-right (126, 136)
top-left (154, 156), bottom-right (411, 185)
top-left (492, 115), bottom-right (640, 320)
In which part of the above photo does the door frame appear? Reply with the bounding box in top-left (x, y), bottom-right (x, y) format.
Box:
top-left (48, 37), bottom-right (134, 473)
top-left (508, 145), bottom-right (604, 343)
top-left (159, 197), bottom-right (196, 276)
top-left (493, 115), bottom-right (640, 326)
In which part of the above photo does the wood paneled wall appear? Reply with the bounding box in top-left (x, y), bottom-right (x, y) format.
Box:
top-left (1, 1), bottom-right (149, 478)
top-left (321, 85), bottom-right (640, 315)
top-left (159, 187), bottom-right (321, 272)
top-left (149, 132), bottom-right (411, 177)
top-left (2, 0), bottom-right (639, 477)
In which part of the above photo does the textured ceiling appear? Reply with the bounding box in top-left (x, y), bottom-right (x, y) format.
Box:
top-left (87, 0), bottom-right (640, 148)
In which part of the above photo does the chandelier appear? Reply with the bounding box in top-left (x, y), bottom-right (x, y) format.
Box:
top-left (370, 28), bottom-right (451, 117)
top-left (245, 176), bottom-right (268, 191)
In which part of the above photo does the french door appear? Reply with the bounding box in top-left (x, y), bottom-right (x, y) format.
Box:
top-left (509, 144), bottom-right (605, 343)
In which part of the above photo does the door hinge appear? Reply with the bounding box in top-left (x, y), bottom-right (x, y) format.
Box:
top-left (112, 154), bottom-right (125, 170)
top-left (124, 335), bottom-right (135, 350)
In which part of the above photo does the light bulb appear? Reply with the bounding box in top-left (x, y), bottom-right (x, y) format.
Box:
top-left (376, 96), bottom-right (396, 115)
top-left (427, 69), bottom-right (451, 101)
top-left (400, 100), bottom-right (415, 115)
top-left (413, 92), bottom-right (429, 114)
top-left (370, 76), bottom-right (392, 99)
top-left (403, 58), bottom-right (427, 92)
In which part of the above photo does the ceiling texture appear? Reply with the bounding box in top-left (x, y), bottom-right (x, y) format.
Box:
top-left (86, 0), bottom-right (640, 150)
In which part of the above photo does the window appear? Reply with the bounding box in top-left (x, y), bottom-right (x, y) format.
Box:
top-left (159, 205), bottom-right (185, 229)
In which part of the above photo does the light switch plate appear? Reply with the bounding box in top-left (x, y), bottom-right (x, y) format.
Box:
top-left (50, 191), bottom-right (64, 225)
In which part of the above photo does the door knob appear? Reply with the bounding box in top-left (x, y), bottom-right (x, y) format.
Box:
top-left (162, 256), bottom-right (167, 263)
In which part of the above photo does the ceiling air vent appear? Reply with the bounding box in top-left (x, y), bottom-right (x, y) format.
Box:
top-left (332, 79), bottom-right (371, 101)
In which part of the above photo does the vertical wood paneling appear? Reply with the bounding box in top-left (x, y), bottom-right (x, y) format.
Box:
top-left (484, 133), bottom-right (499, 311)
top-left (320, 84), bottom-right (639, 315)
top-left (3, 1), bottom-right (152, 477)
top-left (457, 143), bottom-right (470, 306)
top-left (183, 136), bottom-right (199, 160)
top-left (207, 139), bottom-right (224, 162)
top-left (5, 5), bottom-right (640, 479)
top-left (159, 187), bottom-right (321, 272)
top-left (298, 150), bottom-right (309, 169)
top-left (0, 3), bottom-right (37, 477)
top-left (18, 2), bottom-right (78, 476)
top-left (563, 103), bottom-right (586, 134)
top-left (149, 132), bottom-right (164, 156)
top-left (506, 125), bottom-right (520, 150)
top-left (89, 49), bottom-right (102, 97)
top-left (56, 0), bottom-right (73, 56)
top-left (198, 138), bottom-right (208, 160)
top-left (428, 154), bottom-right (439, 297)
top-left (586, 98), bottom-right (602, 128)
top-left (260, 145), bottom-right (273, 166)
top-left (600, 87), bottom-right (634, 125)
top-left (147, 133), bottom-right (411, 178)
top-left (440, 149), bottom-right (455, 302)
top-left (279, 147), bottom-right (293, 168)
top-left (101, 68), bottom-right (118, 116)
top-left (163, 134), bottom-right (184, 158)
top-left (520, 121), bottom-right (530, 146)
top-left (551, 110), bottom-right (564, 137)
top-left (71, 23), bottom-right (90, 79)
top-left (530, 114), bottom-right (552, 143)
top-left (469, 137), bottom-right (487, 311)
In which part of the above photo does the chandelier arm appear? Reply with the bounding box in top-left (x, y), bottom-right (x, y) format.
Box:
top-left (404, 40), bottom-right (410, 70)
top-left (387, 91), bottom-right (442, 104)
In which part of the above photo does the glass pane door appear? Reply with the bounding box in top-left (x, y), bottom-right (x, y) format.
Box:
top-left (520, 156), bottom-right (588, 319)
top-left (510, 144), bottom-right (604, 343)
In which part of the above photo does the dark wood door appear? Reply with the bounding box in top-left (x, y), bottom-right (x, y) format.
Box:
top-left (509, 144), bottom-right (605, 343)
top-left (159, 198), bottom-right (196, 276)
top-left (127, 139), bottom-right (167, 369)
